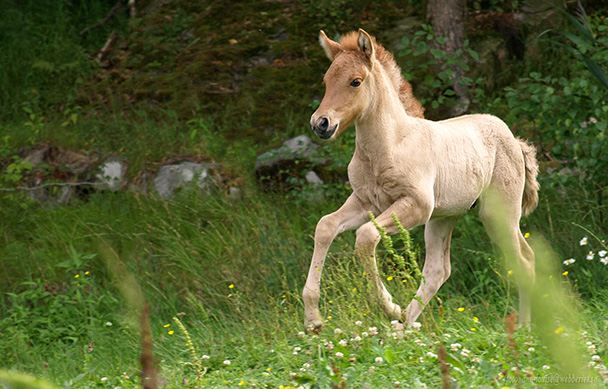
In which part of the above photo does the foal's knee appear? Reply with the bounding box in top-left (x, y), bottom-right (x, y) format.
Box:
top-left (355, 222), bottom-right (380, 252)
top-left (314, 214), bottom-right (338, 247)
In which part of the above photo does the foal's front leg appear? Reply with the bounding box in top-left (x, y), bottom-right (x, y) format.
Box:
top-left (354, 196), bottom-right (433, 323)
top-left (303, 194), bottom-right (371, 332)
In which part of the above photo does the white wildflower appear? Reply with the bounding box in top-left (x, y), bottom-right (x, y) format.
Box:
top-left (450, 343), bottom-right (462, 351)
top-left (334, 328), bottom-right (342, 335)
top-left (375, 357), bottom-right (383, 364)
top-left (369, 327), bottom-right (378, 335)
top-left (100, 377), bottom-right (108, 382)
top-left (471, 357), bottom-right (480, 363)
top-left (362, 332), bottom-right (369, 338)
top-left (201, 355), bottom-right (210, 360)
top-left (355, 320), bottom-right (363, 326)
top-left (223, 360), bottom-right (231, 366)
top-left (414, 339), bottom-right (426, 347)
top-left (599, 250), bottom-right (607, 257)
top-left (411, 322), bottom-right (422, 330)
top-left (543, 365), bottom-right (551, 370)
top-left (460, 349), bottom-right (471, 358)
top-left (339, 339), bottom-right (347, 347)
top-left (336, 352), bottom-right (344, 358)
top-left (426, 352), bottom-right (438, 359)
top-left (528, 347), bottom-right (535, 352)
top-left (601, 257), bottom-right (608, 265)
top-left (352, 335), bottom-right (362, 342)
top-left (297, 331), bottom-right (305, 338)
top-left (592, 355), bottom-right (601, 362)
top-left (303, 363), bottom-right (310, 369)
top-left (563, 258), bottom-right (575, 265)
top-left (105, 321), bottom-right (113, 327)
top-left (580, 237), bottom-right (588, 246)
top-left (587, 251), bottom-right (595, 260)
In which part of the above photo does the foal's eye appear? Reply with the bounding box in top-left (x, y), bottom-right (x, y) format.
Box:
top-left (350, 79), bottom-right (361, 88)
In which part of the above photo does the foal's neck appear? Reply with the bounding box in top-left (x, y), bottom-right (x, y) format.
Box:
top-left (354, 69), bottom-right (416, 161)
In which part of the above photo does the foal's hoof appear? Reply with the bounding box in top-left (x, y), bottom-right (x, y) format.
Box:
top-left (305, 320), bottom-right (324, 334)
top-left (306, 323), bottom-right (323, 334)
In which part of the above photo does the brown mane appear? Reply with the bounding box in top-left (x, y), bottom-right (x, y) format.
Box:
top-left (337, 31), bottom-right (425, 118)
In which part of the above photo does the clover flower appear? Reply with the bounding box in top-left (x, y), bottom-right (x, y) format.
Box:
top-left (334, 328), bottom-right (342, 335)
top-left (450, 343), bottom-right (462, 351)
top-left (339, 339), bottom-right (347, 347)
top-left (460, 349), bottom-right (471, 357)
top-left (411, 322), bottom-right (421, 330)
top-left (355, 320), bottom-right (363, 326)
top-left (336, 352), bottom-right (344, 358)
top-left (223, 360), bottom-right (231, 365)
top-left (375, 357), bottom-right (383, 364)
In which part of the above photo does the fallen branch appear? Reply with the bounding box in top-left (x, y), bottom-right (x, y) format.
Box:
top-left (80, 0), bottom-right (123, 35)
top-left (97, 31), bottom-right (118, 63)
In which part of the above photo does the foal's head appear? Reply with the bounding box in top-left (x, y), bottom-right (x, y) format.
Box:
top-left (310, 29), bottom-right (376, 140)
top-left (310, 29), bottom-right (424, 140)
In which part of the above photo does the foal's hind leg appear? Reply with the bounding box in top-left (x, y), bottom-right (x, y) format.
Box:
top-left (479, 194), bottom-right (535, 327)
top-left (401, 217), bottom-right (459, 326)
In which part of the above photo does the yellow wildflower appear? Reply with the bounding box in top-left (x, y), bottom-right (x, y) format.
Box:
top-left (524, 232), bottom-right (530, 239)
top-left (387, 276), bottom-right (393, 281)
top-left (168, 330), bottom-right (174, 335)
top-left (229, 284), bottom-right (234, 289)
top-left (164, 324), bottom-right (170, 328)
top-left (507, 270), bottom-right (513, 276)
top-left (562, 271), bottom-right (568, 276)
top-left (555, 327), bottom-right (564, 334)
top-left (458, 307), bottom-right (465, 312)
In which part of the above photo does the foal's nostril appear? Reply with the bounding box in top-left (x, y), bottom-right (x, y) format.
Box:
top-left (318, 117), bottom-right (329, 131)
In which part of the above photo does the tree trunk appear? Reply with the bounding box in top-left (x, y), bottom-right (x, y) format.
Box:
top-left (427, 0), bottom-right (470, 117)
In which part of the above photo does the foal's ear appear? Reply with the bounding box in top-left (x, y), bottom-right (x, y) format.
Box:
top-left (319, 30), bottom-right (341, 61)
top-left (357, 29), bottom-right (375, 61)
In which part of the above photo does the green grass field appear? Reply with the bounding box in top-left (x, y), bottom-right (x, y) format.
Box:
top-left (2, 0), bottom-right (608, 387)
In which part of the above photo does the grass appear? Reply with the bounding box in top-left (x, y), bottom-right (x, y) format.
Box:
top-left (1, 173), bottom-right (608, 387)
top-left (1, 1), bottom-right (608, 387)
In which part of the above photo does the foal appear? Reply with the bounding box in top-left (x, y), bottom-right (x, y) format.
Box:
top-left (302, 29), bottom-right (539, 332)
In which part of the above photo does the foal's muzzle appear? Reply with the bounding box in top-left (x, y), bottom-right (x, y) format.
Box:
top-left (311, 116), bottom-right (337, 140)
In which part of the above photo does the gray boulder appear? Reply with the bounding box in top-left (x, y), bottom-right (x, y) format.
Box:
top-left (154, 162), bottom-right (219, 198)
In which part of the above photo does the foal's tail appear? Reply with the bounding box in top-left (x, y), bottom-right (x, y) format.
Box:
top-left (518, 139), bottom-right (540, 216)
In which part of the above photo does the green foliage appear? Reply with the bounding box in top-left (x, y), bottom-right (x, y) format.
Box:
top-left (0, 0), bottom-right (126, 121)
top-left (398, 24), bottom-right (485, 113)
